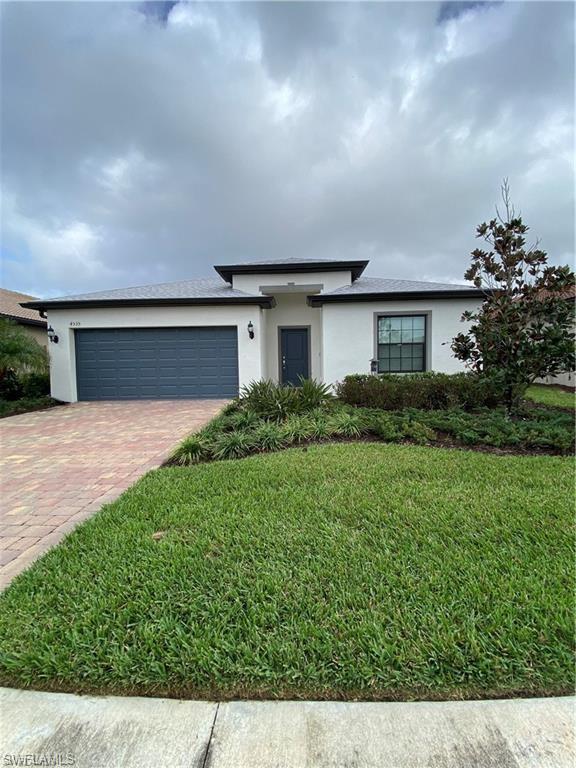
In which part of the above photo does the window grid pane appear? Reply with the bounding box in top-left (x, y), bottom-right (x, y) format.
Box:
top-left (377, 315), bottom-right (426, 373)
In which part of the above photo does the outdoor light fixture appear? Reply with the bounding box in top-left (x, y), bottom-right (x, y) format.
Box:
top-left (370, 358), bottom-right (378, 375)
top-left (247, 321), bottom-right (254, 340)
top-left (47, 326), bottom-right (59, 344)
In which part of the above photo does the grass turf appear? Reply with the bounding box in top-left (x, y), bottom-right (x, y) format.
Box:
top-left (525, 385), bottom-right (574, 410)
top-left (0, 443), bottom-right (573, 701)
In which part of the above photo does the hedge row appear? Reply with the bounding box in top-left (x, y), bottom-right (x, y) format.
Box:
top-left (335, 372), bottom-right (501, 411)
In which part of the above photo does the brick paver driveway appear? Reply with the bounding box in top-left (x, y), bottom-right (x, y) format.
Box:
top-left (0, 400), bottom-right (226, 587)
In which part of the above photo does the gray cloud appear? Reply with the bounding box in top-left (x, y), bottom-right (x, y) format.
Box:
top-left (1, 1), bottom-right (573, 297)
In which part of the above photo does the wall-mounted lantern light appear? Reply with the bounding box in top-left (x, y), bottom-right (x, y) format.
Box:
top-left (247, 321), bottom-right (255, 340)
top-left (47, 325), bottom-right (59, 344)
top-left (370, 358), bottom-right (378, 375)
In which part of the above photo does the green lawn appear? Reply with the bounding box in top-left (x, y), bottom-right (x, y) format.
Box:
top-left (526, 385), bottom-right (574, 410)
top-left (0, 444), bottom-right (573, 701)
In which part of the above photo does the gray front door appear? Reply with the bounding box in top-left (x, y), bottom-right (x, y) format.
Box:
top-left (75, 327), bottom-right (238, 400)
top-left (280, 327), bottom-right (310, 386)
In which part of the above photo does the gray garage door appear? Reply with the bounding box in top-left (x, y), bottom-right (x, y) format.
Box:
top-left (75, 327), bottom-right (238, 400)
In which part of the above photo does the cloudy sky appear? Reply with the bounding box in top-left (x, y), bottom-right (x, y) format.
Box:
top-left (1, 1), bottom-right (574, 298)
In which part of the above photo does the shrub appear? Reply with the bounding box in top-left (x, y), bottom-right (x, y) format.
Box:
top-left (0, 317), bottom-right (48, 378)
top-left (309, 413), bottom-right (336, 440)
top-left (298, 377), bottom-right (333, 410)
top-left (401, 419), bottom-right (437, 445)
top-left (370, 414), bottom-right (403, 442)
top-left (210, 430), bottom-right (256, 461)
top-left (328, 410), bottom-right (366, 438)
top-left (220, 399), bottom-right (242, 416)
top-left (19, 372), bottom-right (50, 398)
top-left (0, 396), bottom-right (59, 418)
top-left (361, 405), bottom-right (572, 453)
top-left (524, 428), bottom-right (573, 454)
top-left (201, 413), bottom-right (235, 438)
top-left (336, 372), bottom-right (499, 411)
top-left (240, 380), bottom-right (301, 421)
top-left (240, 378), bottom-right (333, 421)
top-left (281, 415), bottom-right (316, 444)
top-left (0, 371), bottom-right (50, 402)
top-left (227, 409), bottom-right (261, 430)
top-left (169, 389), bottom-right (573, 467)
top-left (251, 422), bottom-right (288, 452)
top-left (411, 407), bottom-right (573, 455)
top-left (0, 370), bottom-right (23, 401)
top-left (170, 435), bottom-right (211, 466)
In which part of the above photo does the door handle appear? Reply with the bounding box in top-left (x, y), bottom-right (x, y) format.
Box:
top-left (282, 355), bottom-right (286, 369)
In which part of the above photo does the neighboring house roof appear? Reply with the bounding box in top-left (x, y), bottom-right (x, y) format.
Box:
top-left (532, 285), bottom-right (576, 302)
top-left (214, 258), bottom-right (369, 283)
top-left (0, 288), bottom-right (47, 327)
top-left (308, 277), bottom-right (485, 305)
top-left (21, 278), bottom-right (275, 311)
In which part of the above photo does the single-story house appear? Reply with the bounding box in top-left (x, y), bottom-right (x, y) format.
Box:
top-left (0, 287), bottom-right (48, 347)
top-left (22, 258), bottom-right (484, 402)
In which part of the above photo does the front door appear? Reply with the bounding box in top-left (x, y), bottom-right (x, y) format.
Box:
top-left (280, 327), bottom-right (310, 385)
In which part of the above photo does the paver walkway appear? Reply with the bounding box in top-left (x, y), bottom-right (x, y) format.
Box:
top-left (0, 400), bottom-right (226, 587)
top-left (1, 688), bottom-right (573, 767)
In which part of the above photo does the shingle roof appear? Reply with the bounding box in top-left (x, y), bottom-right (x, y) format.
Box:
top-left (308, 277), bottom-right (484, 306)
top-left (21, 271), bottom-right (485, 312)
top-left (325, 277), bottom-right (481, 295)
top-left (230, 258), bottom-right (337, 266)
top-left (22, 278), bottom-right (274, 310)
top-left (533, 285), bottom-right (576, 302)
top-left (0, 288), bottom-right (47, 326)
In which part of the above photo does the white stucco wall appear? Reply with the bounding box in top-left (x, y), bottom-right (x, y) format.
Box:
top-left (321, 298), bottom-right (482, 386)
top-left (536, 372), bottom-right (575, 388)
top-left (535, 319), bottom-right (575, 388)
top-left (45, 291), bottom-right (484, 402)
top-left (232, 270), bottom-right (352, 294)
top-left (263, 294), bottom-right (322, 382)
top-left (46, 305), bottom-right (265, 402)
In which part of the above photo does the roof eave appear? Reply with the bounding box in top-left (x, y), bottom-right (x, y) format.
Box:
top-left (214, 260), bottom-right (369, 283)
top-left (21, 296), bottom-right (276, 311)
top-left (1, 312), bottom-right (47, 327)
top-left (307, 289), bottom-right (486, 306)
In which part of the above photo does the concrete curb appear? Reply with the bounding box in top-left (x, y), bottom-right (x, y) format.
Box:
top-left (1, 687), bottom-right (574, 767)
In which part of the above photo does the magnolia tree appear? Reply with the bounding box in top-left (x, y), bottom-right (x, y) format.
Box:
top-left (451, 181), bottom-right (575, 412)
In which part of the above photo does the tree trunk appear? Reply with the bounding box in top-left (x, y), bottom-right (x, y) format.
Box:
top-left (504, 382), bottom-right (527, 416)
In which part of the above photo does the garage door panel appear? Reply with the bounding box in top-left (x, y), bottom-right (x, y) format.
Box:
top-left (76, 327), bottom-right (238, 400)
